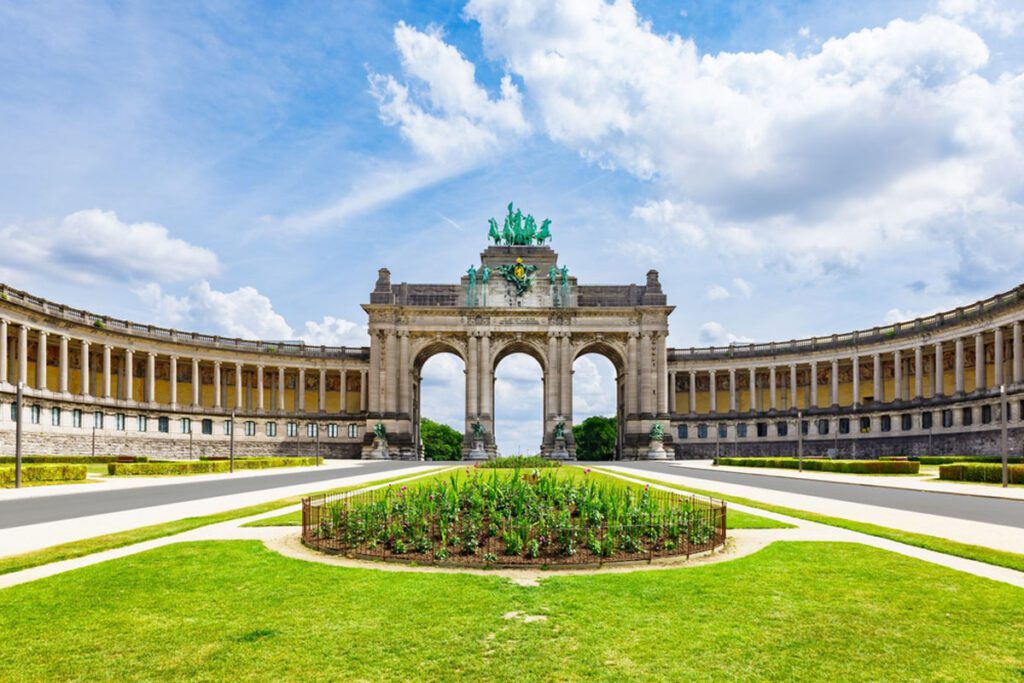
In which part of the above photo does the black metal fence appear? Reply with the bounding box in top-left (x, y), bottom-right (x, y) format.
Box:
top-left (301, 487), bottom-right (727, 567)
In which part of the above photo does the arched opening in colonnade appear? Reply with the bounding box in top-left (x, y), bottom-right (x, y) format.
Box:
top-left (572, 346), bottom-right (625, 460)
top-left (492, 351), bottom-right (545, 456)
top-left (413, 346), bottom-right (465, 460)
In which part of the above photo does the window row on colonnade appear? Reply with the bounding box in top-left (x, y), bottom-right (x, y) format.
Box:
top-left (0, 319), bottom-right (369, 416)
top-left (669, 322), bottom-right (1024, 415)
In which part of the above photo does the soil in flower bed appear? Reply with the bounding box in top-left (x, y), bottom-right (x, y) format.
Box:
top-left (303, 469), bottom-right (726, 567)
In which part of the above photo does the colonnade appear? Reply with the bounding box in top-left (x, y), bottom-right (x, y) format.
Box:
top-left (0, 319), bottom-right (368, 414)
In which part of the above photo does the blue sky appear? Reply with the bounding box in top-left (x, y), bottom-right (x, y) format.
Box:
top-left (2, 0), bottom-right (1023, 453)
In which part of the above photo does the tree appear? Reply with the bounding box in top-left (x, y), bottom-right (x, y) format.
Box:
top-left (572, 416), bottom-right (617, 461)
top-left (420, 418), bottom-right (463, 461)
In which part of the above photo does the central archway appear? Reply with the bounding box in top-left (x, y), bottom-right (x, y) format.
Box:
top-left (412, 339), bottom-right (466, 460)
top-left (491, 341), bottom-right (546, 456)
top-left (572, 340), bottom-right (628, 460)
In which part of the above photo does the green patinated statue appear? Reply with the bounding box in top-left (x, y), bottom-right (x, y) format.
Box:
top-left (467, 265), bottom-right (477, 284)
top-left (548, 265), bottom-right (558, 285)
top-left (554, 421), bottom-right (566, 440)
top-left (471, 421), bottom-right (485, 440)
top-left (481, 265), bottom-right (490, 284)
top-left (487, 203), bottom-right (553, 246)
top-left (560, 265), bottom-right (569, 285)
top-left (373, 422), bottom-right (387, 443)
top-left (649, 422), bottom-right (664, 440)
top-left (487, 218), bottom-right (501, 244)
top-left (536, 219), bottom-right (551, 244)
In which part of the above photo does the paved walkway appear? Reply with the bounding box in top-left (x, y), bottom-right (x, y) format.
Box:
top-left (608, 463), bottom-right (1024, 554)
top-left (0, 462), bottom-right (442, 556)
top-left (2, 470), bottom-right (1022, 591)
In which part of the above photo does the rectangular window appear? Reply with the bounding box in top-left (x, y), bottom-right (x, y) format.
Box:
top-left (245, 420), bottom-right (256, 437)
top-left (859, 417), bottom-right (871, 433)
top-left (677, 424), bottom-right (688, 439)
top-left (266, 422), bottom-right (278, 437)
top-left (31, 405), bottom-right (40, 424)
top-left (736, 423), bottom-right (748, 438)
top-left (201, 419), bottom-right (213, 435)
top-left (9, 403), bottom-right (16, 421)
top-left (224, 420), bottom-right (233, 435)
top-left (93, 411), bottom-right (103, 429)
top-left (347, 423), bottom-right (358, 439)
top-left (921, 412), bottom-right (933, 430)
top-left (942, 409), bottom-right (953, 428)
top-left (286, 422), bottom-right (297, 437)
top-left (817, 418), bottom-right (829, 435)
top-left (73, 409), bottom-right (83, 428)
top-left (717, 423), bottom-right (727, 439)
top-left (307, 423), bottom-right (318, 438)
top-left (756, 422), bottom-right (768, 438)
top-left (327, 423), bottom-right (339, 438)
top-left (776, 421), bottom-right (788, 437)
top-left (180, 417), bottom-right (192, 434)
top-left (880, 415), bottom-right (891, 432)
top-left (800, 419), bottom-right (809, 436)
top-left (697, 423), bottom-right (708, 439)
top-left (962, 407), bottom-right (973, 426)
top-left (981, 404), bottom-right (992, 424)
top-left (901, 414), bottom-right (913, 431)
top-left (158, 416), bottom-right (169, 433)
top-left (116, 413), bottom-right (126, 431)
top-left (137, 415), bottom-right (148, 432)
top-left (839, 418), bottom-right (850, 434)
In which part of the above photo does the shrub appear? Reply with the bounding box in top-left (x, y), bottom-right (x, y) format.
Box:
top-left (917, 456), bottom-right (1023, 465)
top-left (572, 416), bottom-right (617, 461)
top-left (0, 464), bottom-right (88, 486)
top-left (0, 455), bottom-right (149, 464)
top-left (717, 457), bottom-right (919, 474)
top-left (479, 455), bottom-right (560, 469)
top-left (938, 463), bottom-right (1024, 485)
top-left (420, 418), bottom-right (463, 461)
top-left (108, 457), bottom-right (317, 476)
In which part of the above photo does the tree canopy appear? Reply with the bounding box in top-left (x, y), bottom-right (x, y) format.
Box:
top-left (572, 416), bottom-right (617, 461)
top-left (420, 418), bottom-right (463, 461)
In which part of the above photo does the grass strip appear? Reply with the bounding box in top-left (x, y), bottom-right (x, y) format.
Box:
top-left (596, 467), bottom-right (1024, 575)
top-left (0, 468), bottom-right (449, 576)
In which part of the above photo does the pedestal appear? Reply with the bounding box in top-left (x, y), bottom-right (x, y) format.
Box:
top-left (548, 436), bottom-right (572, 460)
top-left (466, 439), bottom-right (489, 461)
top-left (645, 437), bottom-right (669, 460)
top-left (365, 437), bottom-right (391, 460)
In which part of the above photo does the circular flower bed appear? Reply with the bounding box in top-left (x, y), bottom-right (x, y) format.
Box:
top-left (302, 470), bottom-right (726, 567)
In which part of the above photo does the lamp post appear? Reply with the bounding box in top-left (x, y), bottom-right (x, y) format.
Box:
top-left (188, 426), bottom-right (193, 460)
top-left (714, 422), bottom-right (720, 465)
top-left (229, 410), bottom-right (235, 473)
top-left (91, 425), bottom-right (97, 458)
top-left (15, 381), bottom-right (23, 489)
top-left (315, 422), bottom-right (321, 466)
top-left (1001, 384), bottom-right (1009, 488)
top-left (797, 409), bottom-right (804, 472)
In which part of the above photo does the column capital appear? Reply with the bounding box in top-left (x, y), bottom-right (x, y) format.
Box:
top-left (235, 361), bottom-right (243, 369)
top-left (147, 350), bottom-right (156, 358)
top-left (256, 364), bottom-right (264, 370)
top-left (168, 354), bottom-right (178, 361)
top-left (214, 359), bottom-right (222, 367)
top-left (80, 339), bottom-right (90, 347)
top-left (103, 344), bottom-right (113, 350)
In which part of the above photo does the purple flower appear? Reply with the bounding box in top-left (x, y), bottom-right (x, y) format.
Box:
top-left (584, 468), bottom-right (591, 474)
top-left (401, 486), bottom-right (407, 491)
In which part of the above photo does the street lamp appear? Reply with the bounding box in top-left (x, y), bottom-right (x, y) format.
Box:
top-left (797, 409), bottom-right (804, 472)
top-left (1001, 384), bottom-right (1009, 488)
top-left (229, 410), bottom-right (235, 473)
top-left (15, 381), bottom-right (23, 489)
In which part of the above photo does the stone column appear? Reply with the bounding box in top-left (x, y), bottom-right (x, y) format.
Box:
top-left (656, 335), bottom-right (668, 415)
top-left (466, 334), bottom-right (479, 421)
top-left (257, 366), bottom-right (265, 411)
top-left (789, 364), bottom-right (798, 409)
top-left (872, 353), bottom-right (882, 402)
top-left (974, 332), bottom-right (985, 391)
top-left (235, 363), bottom-right (244, 410)
top-left (214, 361), bottom-right (222, 408)
top-left (625, 333), bottom-right (637, 416)
top-left (58, 335), bottom-right (69, 393)
top-left (0, 319), bottom-right (7, 385)
top-left (317, 368), bottom-right (326, 412)
top-left (809, 360), bottom-right (818, 407)
top-left (384, 331), bottom-right (398, 413)
top-left (192, 358), bottom-right (200, 406)
top-left (830, 358), bottom-right (839, 407)
top-left (639, 333), bottom-right (652, 415)
top-left (769, 366), bottom-right (777, 410)
top-left (893, 349), bottom-right (902, 402)
top-left (668, 371), bottom-right (677, 413)
top-left (80, 339), bottom-right (90, 396)
top-left (688, 370), bottom-right (696, 413)
top-left (102, 344), bottom-right (112, 399)
top-left (18, 324), bottom-right (29, 385)
top-left (852, 355), bottom-right (860, 406)
top-left (125, 349), bottom-right (134, 401)
top-left (360, 369), bottom-right (368, 412)
top-left (749, 367), bottom-right (757, 412)
top-left (277, 367), bottom-right (286, 411)
top-left (955, 337), bottom-right (965, 394)
top-left (146, 352), bottom-right (156, 403)
top-left (914, 345), bottom-right (923, 399)
top-left (728, 368), bottom-right (737, 412)
top-left (933, 342), bottom-right (943, 397)
top-left (994, 327), bottom-right (1004, 388)
top-left (709, 370), bottom-right (717, 413)
top-left (1014, 322), bottom-right (1023, 384)
top-left (298, 368), bottom-right (306, 412)
top-left (169, 356), bottom-right (178, 407)
top-left (479, 333), bottom-right (492, 419)
top-left (399, 332), bottom-right (410, 415)
top-left (368, 332), bottom-right (381, 414)
top-left (36, 330), bottom-right (47, 390)
top-left (560, 335), bottom-right (573, 418)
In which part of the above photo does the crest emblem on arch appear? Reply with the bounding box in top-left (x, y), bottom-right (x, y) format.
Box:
top-left (498, 256), bottom-right (538, 297)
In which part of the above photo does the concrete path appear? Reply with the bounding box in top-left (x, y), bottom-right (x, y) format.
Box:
top-left (3, 470), bottom-right (1022, 592)
top-left (606, 463), bottom-right (1024, 554)
top-left (0, 462), bottom-right (442, 556)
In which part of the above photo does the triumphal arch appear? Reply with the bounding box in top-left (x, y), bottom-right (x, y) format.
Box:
top-left (362, 205), bottom-right (674, 460)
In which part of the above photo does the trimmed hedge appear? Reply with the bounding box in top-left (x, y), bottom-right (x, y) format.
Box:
top-left (108, 457), bottom-right (318, 476)
top-left (718, 457), bottom-right (919, 474)
top-left (478, 455), bottom-right (561, 469)
top-left (917, 456), bottom-right (1024, 465)
top-left (938, 463), bottom-right (1024, 485)
top-left (0, 455), bottom-right (150, 465)
top-left (0, 464), bottom-right (88, 486)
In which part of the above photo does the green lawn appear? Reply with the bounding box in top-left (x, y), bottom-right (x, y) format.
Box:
top-left (244, 465), bottom-right (791, 530)
top-left (0, 540), bottom-right (1021, 681)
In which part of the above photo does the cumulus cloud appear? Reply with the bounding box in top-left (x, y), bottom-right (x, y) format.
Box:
top-left (938, 0), bottom-right (1024, 35)
top-left (706, 285), bottom-right (730, 301)
top-left (698, 321), bottom-right (755, 345)
top-left (0, 209), bottom-right (219, 284)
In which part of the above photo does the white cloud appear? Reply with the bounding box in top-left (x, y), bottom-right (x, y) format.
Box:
top-left (732, 277), bottom-right (753, 299)
top-left (938, 0), bottom-right (1024, 35)
top-left (301, 316), bottom-right (369, 347)
top-left (706, 284), bottom-right (730, 300)
top-left (698, 321), bottom-right (755, 345)
top-left (0, 209), bottom-right (219, 284)
top-left (572, 354), bottom-right (617, 417)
